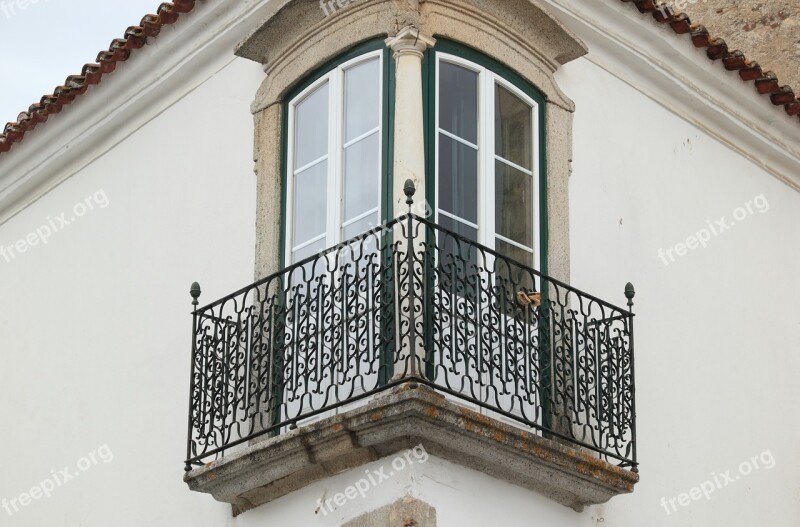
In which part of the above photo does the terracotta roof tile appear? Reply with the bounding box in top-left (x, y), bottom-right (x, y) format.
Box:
top-left (621, 0), bottom-right (800, 124)
top-left (0, 0), bottom-right (797, 157)
top-left (0, 2), bottom-right (199, 155)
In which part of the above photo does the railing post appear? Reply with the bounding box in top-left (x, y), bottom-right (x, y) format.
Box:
top-left (537, 283), bottom-right (553, 435)
top-left (625, 284), bottom-right (635, 310)
top-left (185, 282), bottom-right (201, 472)
top-left (404, 179), bottom-right (420, 383)
top-left (625, 282), bottom-right (637, 472)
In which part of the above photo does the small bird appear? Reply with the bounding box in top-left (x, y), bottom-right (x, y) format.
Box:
top-left (517, 290), bottom-right (541, 307)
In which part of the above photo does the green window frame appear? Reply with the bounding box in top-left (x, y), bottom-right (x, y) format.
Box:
top-left (280, 39), bottom-right (396, 268)
top-left (423, 39), bottom-right (548, 276)
top-left (421, 41), bottom-right (552, 423)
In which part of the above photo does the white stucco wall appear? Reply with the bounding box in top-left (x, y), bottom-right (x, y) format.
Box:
top-left (1, 2), bottom-right (798, 527)
top-left (233, 452), bottom-right (600, 527)
top-left (560, 57), bottom-right (800, 526)
top-left (0, 54), bottom-right (264, 526)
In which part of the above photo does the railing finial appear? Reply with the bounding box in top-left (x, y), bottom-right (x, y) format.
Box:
top-left (625, 282), bottom-right (635, 311)
top-left (190, 282), bottom-right (201, 308)
top-left (404, 179), bottom-right (416, 210)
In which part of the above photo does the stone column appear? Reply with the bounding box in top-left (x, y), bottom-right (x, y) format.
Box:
top-left (385, 27), bottom-right (436, 219)
top-left (385, 27), bottom-right (436, 380)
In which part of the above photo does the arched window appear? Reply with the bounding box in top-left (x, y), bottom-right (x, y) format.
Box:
top-left (426, 41), bottom-right (546, 273)
top-left (283, 41), bottom-right (393, 266)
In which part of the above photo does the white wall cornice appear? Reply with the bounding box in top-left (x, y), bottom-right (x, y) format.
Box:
top-left (0, 0), bottom-right (282, 225)
top-left (541, 0), bottom-right (800, 192)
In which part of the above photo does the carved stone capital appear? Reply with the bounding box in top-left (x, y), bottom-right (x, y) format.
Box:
top-left (385, 26), bottom-right (436, 60)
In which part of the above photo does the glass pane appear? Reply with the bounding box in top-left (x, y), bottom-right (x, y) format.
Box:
top-left (341, 212), bottom-right (382, 275)
top-left (344, 58), bottom-right (381, 143)
top-left (495, 239), bottom-right (533, 269)
top-left (495, 160), bottom-right (533, 248)
top-left (344, 132), bottom-right (380, 221)
top-left (439, 61), bottom-right (478, 144)
top-left (437, 215), bottom-right (480, 298)
top-left (294, 82), bottom-right (329, 168)
top-left (494, 239), bottom-right (535, 292)
top-left (438, 214), bottom-right (478, 243)
top-left (438, 134), bottom-right (478, 224)
top-left (343, 211), bottom-right (381, 240)
top-left (292, 237), bottom-right (326, 263)
top-left (289, 238), bottom-right (327, 301)
top-left (495, 84), bottom-right (532, 171)
top-left (293, 161), bottom-right (327, 247)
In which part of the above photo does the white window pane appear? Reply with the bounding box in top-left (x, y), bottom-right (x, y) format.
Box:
top-left (438, 215), bottom-right (479, 248)
top-left (343, 211), bottom-right (381, 240)
top-left (293, 161), bottom-right (328, 247)
top-left (495, 238), bottom-right (533, 269)
top-left (495, 160), bottom-right (532, 248)
top-left (437, 215), bottom-right (480, 297)
top-left (495, 84), bottom-right (532, 171)
top-left (289, 238), bottom-right (327, 301)
top-left (438, 134), bottom-right (478, 224)
top-left (439, 61), bottom-right (478, 144)
top-left (494, 238), bottom-right (534, 291)
top-left (344, 132), bottom-right (380, 221)
top-left (294, 82), bottom-right (329, 168)
top-left (340, 212), bottom-right (382, 287)
top-left (292, 237), bottom-right (326, 263)
top-left (344, 58), bottom-right (381, 143)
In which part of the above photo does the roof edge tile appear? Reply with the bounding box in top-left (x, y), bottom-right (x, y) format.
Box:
top-left (0, 0), bottom-right (797, 157)
top-left (621, 0), bottom-right (800, 123)
top-left (0, 1), bottom-right (200, 156)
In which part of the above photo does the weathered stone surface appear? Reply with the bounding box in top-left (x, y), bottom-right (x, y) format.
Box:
top-left (678, 0), bottom-right (799, 90)
top-left (343, 496), bottom-right (437, 527)
top-left (184, 384), bottom-right (638, 515)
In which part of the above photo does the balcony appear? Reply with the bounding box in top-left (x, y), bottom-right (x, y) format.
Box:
top-left (184, 181), bottom-right (638, 513)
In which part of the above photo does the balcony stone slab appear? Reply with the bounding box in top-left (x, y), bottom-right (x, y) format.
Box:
top-left (184, 384), bottom-right (638, 515)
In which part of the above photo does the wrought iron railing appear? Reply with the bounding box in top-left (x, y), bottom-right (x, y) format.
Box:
top-left (185, 181), bottom-right (637, 472)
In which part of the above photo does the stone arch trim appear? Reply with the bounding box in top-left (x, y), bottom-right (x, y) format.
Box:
top-left (238, 0), bottom-right (586, 112)
top-left (242, 0), bottom-right (585, 282)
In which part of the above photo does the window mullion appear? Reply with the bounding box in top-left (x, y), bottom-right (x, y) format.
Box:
top-left (328, 70), bottom-right (342, 248)
top-left (285, 101), bottom-right (296, 267)
top-left (434, 55), bottom-right (441, 226)
top-left (532, 102), bottom-right (541, 277)
top-left (376, 52), bottom-right (384, 230)
top-left (482, 70), bottom-right (495, 250)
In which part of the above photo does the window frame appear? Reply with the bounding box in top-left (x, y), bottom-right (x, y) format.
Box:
top-left (425, 40), bottom-right (548, 276)
top-left (280, 40), bottom-right (395, 269)
top-left (422, 42), bottom-right (551, 422)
